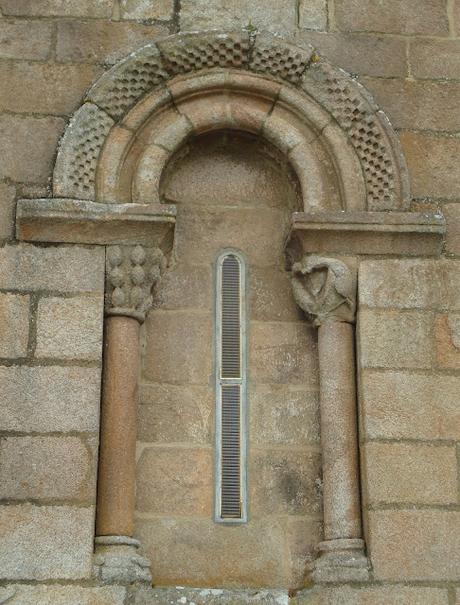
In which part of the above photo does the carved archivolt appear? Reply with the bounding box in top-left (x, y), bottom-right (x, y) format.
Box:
top-left (53, 30), bottom-right (409, 212)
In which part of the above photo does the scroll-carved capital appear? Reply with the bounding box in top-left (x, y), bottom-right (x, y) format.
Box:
top-left (105, 244), bottom-right (165, 323)
top-left (291, 255), bottom-right (356, 326)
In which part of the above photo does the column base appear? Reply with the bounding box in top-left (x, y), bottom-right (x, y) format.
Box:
top-left (312, 538), bottom-right (370, 584)
top-left (93, 536), bottom-right (152, 585)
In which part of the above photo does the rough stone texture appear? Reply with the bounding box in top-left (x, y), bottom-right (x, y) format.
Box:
top-left (0, 114), bottom-right (65, 183)
top-left (0, 181), bottom-right (15, 240)
top-left (136, 447), bottom-right (213, 515)
top-left (0, 436), bottom-right (95, 502)
top-left (0, 244), bottom-right (104, 293)
top-left (0, 0), bottom-right (113, 17)
top-left (0, 293), bottom-right (29, 358)
top-left (0, 20), bottom-right (53, 61)
top-left (444, 204), bottom-right (460, 256)
top-left (400, 132), bottom-right (460, 200)
top-left (435, 313), bottom-right (460, 369)
top-left (358, 309), bottom-right (432, 369)
top-left (0, 505), bottom-right (94, 580)
top-left (361, 370), bottom-right (460, 440)
top-left (35, 296), bottom-right (103, 361)
top-left (0, 366), bottom-right (101, 433)
top-left (299, 0), bottom-right (327, 31)
top-left (250, 268), bottom-right (304, 322)
top-left (334, 0), bottom-right (449, 34)
top-left (0, 585), bottom-right (127, 605)
top-left (369, 510), bottom-right (460, 581)
top-left (134, 587), bottom-right (294, 605)
top-left (363, 442), bottom-right (457, 505)
top-left (120, 0), bottom-right (174, 20)
top-left (300, 586), bottom-right (450, 605)
top-left (410, 38), bottom-right (460, 80)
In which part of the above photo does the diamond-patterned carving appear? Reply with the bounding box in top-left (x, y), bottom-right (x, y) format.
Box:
top-left (53, 103), bottom-right (114, 200)
top-left (250, 32), bottom-right (313, 84)
top-left (87, 45), bottom-right (168, 120)
top-left (158, 31), bottom-right (250, 75)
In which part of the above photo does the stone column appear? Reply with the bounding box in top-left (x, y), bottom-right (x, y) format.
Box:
top-left (291, 255), bottom-right (369, 583)
top-left (94, 244), bottom-right (164, 585)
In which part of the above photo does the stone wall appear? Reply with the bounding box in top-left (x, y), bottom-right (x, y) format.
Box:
top-left (0, 0), bottom-right (459, 604)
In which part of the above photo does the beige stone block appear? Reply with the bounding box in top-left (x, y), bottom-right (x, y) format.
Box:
top-left (0, 505), bottom-right (94, 580)
top-left (136, 516), bottom-right (286, 587)
top-left (0, 114), bottom-right (65, 183)
top-left (0, 436), bottom-right (95, 502)
top-left (144, 311), bottom-right (213, 384)
top-left (136, 447), bottom-right (213, 516)
top-left (0, 293), bottom-right (29, 358)
top-left (250, 449), bottom-right (322, 517)
top-left (56, 20), bottom-right (168, 65)
top-left (2, 585), bottom-right (127, 605)
top-left (299, 0), bottom-right (327, 30)
top-left (358, 309), bottom-right (432, 369)
top-left (180, 0), bottom-right (297, 33)
top-left (0, 20), bottom-right (53, 61)
top-left (0, 62), bottom-right (102, 116)
top-left (250, 267), bottom-right (304, 322)
top-left (334, 0), bottom-right (448, 34)
top-left (0, 182), bottom-right (15, 240)
top-left (319, 586), bottom-right (449, 605)
top-left (0, 0), bottom-right (113, 17)
top-left (0, 366), bottom-right (101, 433)
top-left (410, 38), bottom-right (460, 80)
top-left (369, 510), bottom-right (460, 581)
top-left (435, 313), bottom-right (460, 369)
top-left (250, 385), bottom-right (319, 446)
top-left (35, 296), bottom-right (103, 361)
top-left (250, 321), bottom-right (318, 385)
top-left (444, 203), bottom-right (460, 256)
top-left (359, 259), bottom-right (442, 309)
top-left (297, 32), bottom-right (407, 78)
top-left (400, 132), bottom-right (460, 200)
top-left (153, 264), bottom-right (212, 311)
top-left (286, 517), bottom-right (322, 589)
top-left (0, 244), bottom-right (105, 294)
top-left (363, 442), bottom-right (457, 505)
top-left (362, 78), bottom-right (460, 132)
top-left (361, 370), bottom-right (460, 440)
top-left (138, 383), bottom-right (213, 444)
top-left (120, 0), bottom-right (174, 20)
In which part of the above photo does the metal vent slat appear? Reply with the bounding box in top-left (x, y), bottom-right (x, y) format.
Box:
top-left (221, 255), bottom-right (241, 378)
top-left (221, 384), bottom-right (241, 519)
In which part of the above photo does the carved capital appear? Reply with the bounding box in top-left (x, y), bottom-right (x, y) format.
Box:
top-left (105, 244), bottom-right (164, 323)
top-left (291, 255), bottom-right (356, 326)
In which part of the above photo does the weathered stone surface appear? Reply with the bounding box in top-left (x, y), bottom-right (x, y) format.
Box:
top-left (0, 293), bottom-right (29, 358)
top-left (358, 309), bottom-right (432, 369)
top-left (0, 436), bottom-right (95, 502)
top-left (301, 586), bottom-right (449, 605)
top-left (444, 203), bottom-right (460, 256)
top-left (250, 268), bottom-right (304, 322)
top-left (297, 32), bottom-right (407, 78)
top-left (362, 78), bottom-right (460, 132)
top-left (435, 313), bottom-right (460, 369)
top-left (361, 370), bottom-right (460, 440)
top-left (35, 296), bottom-right (103, 361)
top-left (0, 244), bottom-right (104, 293)
top-left (0, 585), bottom-right (127, 605)
top-left (56, 20), bottom-right (168, 65)
top-left (250, 321), bottom-right (318, 385)
top-left (180, 0), bottom-right (297, 33)
top-left (400, 132), bottom-right (460, 199)
top-left (250, 385), bottom-right (319, 446)
top-left (0, 366), bottom-right (101, 433)
top-left (0, 505), bottom-right (94, 580)
top-left (120, 0), bottom-right (174, 20)
top-left (286, 517), bottom-right (322, 588)
top-left (134, 586), bottom-right (293, 605)
top-left (0, 0), bottom-right (113, 17)
top-left (144, 311), bottom-right (213, 384)
top-left (0, 20), bottom-right (53, 61)
top-left (334, 0), bottom-right (449, 34)
top-left (363, 442), bottom-right (457, 505)
top-left (152, 264), bottom-right (212, 311)
top-left (136, 447), bottom-right (213, 515)
top-left (0, 62), bottom-right (102, 115)
top-left (410, 38), bottom-right (460, 80)
top-left (369, 510), bottom-right (460, 581)
top-left (299, 0), bottom-right (327, 30)
top-left (138, 383), bottom-right (213, 444)
top-left (0, 114), bottom-right (65, 183)
top-left (137, 517), bottom-right (286, 587)
top-left (0, 181), bottom-right (15, 240)
top-left (250, 449), bottom-right (322, 516)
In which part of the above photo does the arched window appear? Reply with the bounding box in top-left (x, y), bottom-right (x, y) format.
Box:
top-left (215, 251), bottom-right (247, 523)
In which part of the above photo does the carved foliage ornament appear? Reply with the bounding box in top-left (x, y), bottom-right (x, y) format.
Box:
top-left (105, 244), bottom-right (165, 322)
top-left (291, 255), bottom-right (356, 326)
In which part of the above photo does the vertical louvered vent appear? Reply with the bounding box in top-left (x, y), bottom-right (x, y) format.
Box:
top-left (215, 252), bottom-right (247, 523)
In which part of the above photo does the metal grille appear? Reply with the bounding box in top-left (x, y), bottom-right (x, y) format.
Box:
top-left (221, 384), bottom-right (241, 518)
top-left (221, 255), bottom-right (241, 378)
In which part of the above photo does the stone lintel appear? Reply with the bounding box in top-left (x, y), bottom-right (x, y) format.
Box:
top-left (286, 211), bottom-right (446, 259)
top-left (16, 198), bottom-right (176, 251)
